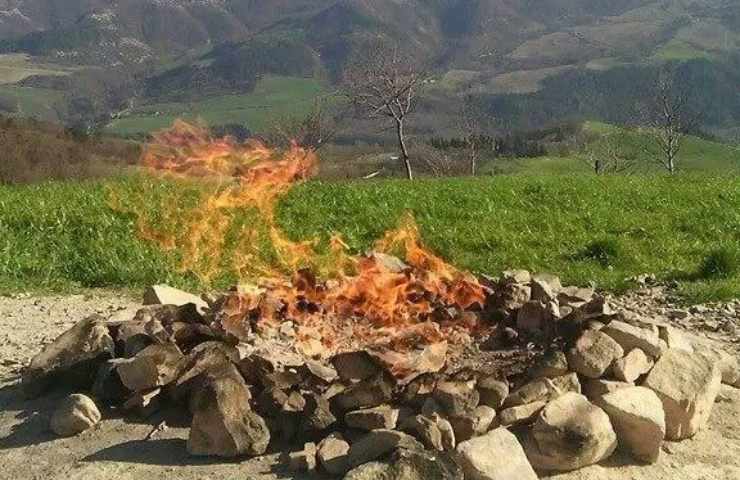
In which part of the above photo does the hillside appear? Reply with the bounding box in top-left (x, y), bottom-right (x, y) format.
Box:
top-left (0, 1), bottom-right (737, 135)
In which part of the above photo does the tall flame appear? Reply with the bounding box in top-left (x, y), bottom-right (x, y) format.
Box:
top-left (116, 120), bottom-right (486, 354)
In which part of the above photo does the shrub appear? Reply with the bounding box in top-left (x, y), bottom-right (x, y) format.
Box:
top-left (699, 247), bottom-right (739, 279)
top-left (579, 238), bottom-right (623, 268)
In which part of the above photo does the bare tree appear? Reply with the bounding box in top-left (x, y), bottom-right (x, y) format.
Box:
top-left (457, 95), bottom-right (494, 176)
top-left (342, 39), bottom-right (426, 180)
top-left (265, 95), bottom-right (343, 151)
top-left (577, 130), bottom-right (637, 175)
top-left (638, 69), bottom-right (697, 174)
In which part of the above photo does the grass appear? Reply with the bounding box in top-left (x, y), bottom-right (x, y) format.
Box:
top-left (0, 85), bottom-right (65, 121)
top-left (105, 75), bottom-right (327, 136)
top-left (0, 174), bottom-right (738, 303)
top-left (0, 54), bottom-right (76, 84)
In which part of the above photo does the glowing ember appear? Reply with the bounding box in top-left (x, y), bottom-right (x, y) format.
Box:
top-left (116, 120), bottom-right (487, 355)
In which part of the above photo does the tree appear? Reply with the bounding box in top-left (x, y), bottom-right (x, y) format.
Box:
top-left (342, 39), bottom-right (426, 180)
top-left (264, 95), bottom-right (343, 151)
top-left (457, 95), bottom-right (495, 176)
top-left (638, 69), bottom-right (697, 174)
top-left (577, 130), bottom-right (636, 175)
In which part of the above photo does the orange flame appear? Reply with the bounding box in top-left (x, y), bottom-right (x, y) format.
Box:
top-left (120, 120), bottom-right (486, 355)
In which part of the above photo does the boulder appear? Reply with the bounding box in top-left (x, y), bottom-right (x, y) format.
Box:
top-left (331, 351), bottom-right (381, 382)
top-left (642, 349), bottom-right (722, 440)
top-left (143, 284), bottom-right (208, 312)
top-left (301, 393), bottom-right (337, 433)
top-left (602, 320), bottom-right (663, 358)
top-left (169, 341), bottom-right (239, 405)
top-left (499, 401), bottom-right (546, 427)
top-left (567, 330), bottom-right (624, 378)
top-left (402, 414), bottom-right (444, 451)
top-left (448, 406), bottom-right (496, 442)
top-left (116, 343), bottom-right (183, 392)
top-left (347, 429), bottom-right (424, 467)
top-left (22, 315), bottom-right (114, 397)
top-left (343, 448), bottom-right (462, 480)
top-left (595, 386), bottom-right (665, 463)
top-left (187, 363), bottom-right (270, 457)
top-left (50, 394), bottom-right (101, 437)
top-left (285, 442), bottom-right (317, 472)
top-left (530, 350), bottom-right (569, 379)
top-left (530, 274), bottom-right (560, 303)
top-left (505, 373), bottom-right (580, 407)
top-left (333, 373), bottom-right (394, 411)
top-left (516, 300), bottom-right (554, 334)
top-left (434, 380), bottom-right (480, 416)
top-left (524, 392), bottom-right (617, 471)
top-left (696, 347), bottom-right (740, 386)
top-left (658, 326), bottom-right (693, 353)
top-left (582, 379), bottom-right (633, 401)
top-left (345, 405), bottom-right (399, 431)
top-left (612, 348), bottom-right (654, 383)
top-left (91, 358), bottom-right (129, 404)
top-left (477, 377), bottom-right (509, 409)
top-left (456, 428), bottom-right (538, 480)
top-left (318, 434), bottom-right (351, 475)
top-left (558, 286), bottom-right (595, 308)
top-left (495, 283), bottom-right (531, 311)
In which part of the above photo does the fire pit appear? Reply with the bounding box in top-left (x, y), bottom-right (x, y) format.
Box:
top-left (20, 123), bottom-right (739, 479)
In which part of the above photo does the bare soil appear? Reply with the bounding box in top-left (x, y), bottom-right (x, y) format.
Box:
top-left (0, 290), bottom-right (738, 480)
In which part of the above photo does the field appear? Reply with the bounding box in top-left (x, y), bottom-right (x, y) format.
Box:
top-left (0, 174), bottom-right (737, 303)
top-left (0, 54), bottom-right (76, 84)
top-left (105, 75), bottom-right (327, 137)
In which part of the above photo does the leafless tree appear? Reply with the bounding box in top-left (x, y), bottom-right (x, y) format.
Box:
top-left (457, 95), bottom-right (495, 176)
top-left (638, 69), bottom-right (697, 174)
top-left (342, 39), bottom-right (426, 180)
top-left (265, 95), bottom-right (343, 151)
top-left (577, 130), bottom-right (636, 175)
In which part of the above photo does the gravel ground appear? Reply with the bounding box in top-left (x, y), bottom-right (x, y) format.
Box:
top-left (0, 289), bottom-right (738, 480)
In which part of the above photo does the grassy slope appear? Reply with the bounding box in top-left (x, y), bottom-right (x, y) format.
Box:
top-left (1, 175), bottom-right (738, 303)
top-left (105, 75), bottom-right (327, 136)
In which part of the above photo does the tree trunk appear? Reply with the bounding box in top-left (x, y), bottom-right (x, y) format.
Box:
top-left (396, 119), bottom-right (413, 180)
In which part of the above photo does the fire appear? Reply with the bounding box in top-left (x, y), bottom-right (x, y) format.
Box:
top-left (118, 120), bottom-right (486, 355)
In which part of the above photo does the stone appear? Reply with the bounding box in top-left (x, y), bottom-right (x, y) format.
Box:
top-left (187, 363), bottom-right (270, 457)
top-left (502, 269), bottom-right (532, 284)
top-left (170, 342), bottom-right (240, 405)
top-left (343, 448), bottom-right (462, 480)
top-left (658, 326), bottom-right (693, 353)
top-left (256, 386), bottom-right (289, 417)
top-left (580, 296), bottom-right (613, 319)
top-left (300, 393), bottom-right (337, 433)
top-left (347, 429), bottom-right (424, 467)
top-left (530, 275), bottom-right (560, 303)
top-left (595, 386), bottom-right (666, 463)
top-left (567, 330), bottom-right (624, 378)
top-left (456, 428), bottom-right (538, 480)
top-left (331, 351), bottom-right (381, 382)
top-left (116, 343), bottom-right (183, 392)
top-left (582, 379), bottom-right (633, 401)
top-left (143, 284), bottom-right (208, 312)
top-left (696, 347), bottom-right (740, 386)
top-left (22, 315), bottom-right (114, 397)
top-left (612, 348), bottom-right (654, 383)
top-left (318, 434), bottom-right (351, 475)
top-left (642, 349), bottom-right (722, 440)
top-left (50, 394), bottom-right (101, 437)
top-left (345, 405), bottom-right (399, 431)
top-left (516, 300), bottom-right (553, 333)
top-left (524, 392), bottom-right (617, 471)
top-left (333, 373), bottom-right (394, 411)
top-left (286, 442), bottom-right (317, 472)
top-left (402, 414), bottom-right (444, 450)
top-left (496, 283), bottom-right (531, 311)
top-left (505, 373), bottom-right (580, 407)
top-left (449, 406), bottom-right (496, 442)
top-left (602, 320), bottom-right (663, 358)
top-left (530, 350), bottom-right (569, 378)
top-left (434, 380), bottom-right (480, 415)
top-left (91, 358), bottom-right (129, 404)
top-left (499, 401), bottom-right (546, 427)
top-left (477, 377), bottom-right (509, 409)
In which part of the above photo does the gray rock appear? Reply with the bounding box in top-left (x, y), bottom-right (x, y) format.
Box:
top-left (477, 377), bottom-right (509, 409)
top-left (333, 373), bottom-right (394, 411)
top-left (187, 363), bottom-right (270, 457)
top-left (449, 406), bottom-right (496, 442)
top-left (345, 405), bottom-right (399, 431)
top-left (530, 275), bottom-right (560, 303)
top-left (582, 379), bottom-right (633, 401)
top-left (301, 392), bottom-right (337, 433)
top-left (23, 315), bottom-right (114, 397)
top-left (567, 330), bottom-right (624, 378)
top-left (434, 380), bottom-right (480, 415)
top-left (456, 428), bottom-right (538, 480)
top-left (286, 442), bottom-right (317, 472)
top-left (595, 386), bottom-right (666, 463)
top-left (499, 401), bottom-right (546, 427)
top-left (318, 434), bottom-right (351, 475)
top-left (343, 448), bottom-right (462, 480)
top-left (524, 392), bottom-right (617, 471)
top-left (696, 347), bottom-right (740, 386)
top-left (116, 343), bottom-right (183, 392)
top-left (505, 373), bottom-right (580, 407)
top-left (642, 349), bottom-right (722, 440)
top-left (50, 394), bottom-right (101, 437)
top-left (530, 350), bottom-right (570, 378)
top-left (516, 300), bottom-right (554, 334)
top-left (402, 414), bottom-right (444, 451)
top-left (602, 320), bottom-right (663, 358)
top-left (143, 284), bottom-right (208, 312)
top-left (331, 351), bottom-right (381, 382)
top-left (658, 326), bottom-right (693, 353)
top-left (612, 348), bottom-right (653, 383)
top-left (347, 429), bottom-right (424, 467)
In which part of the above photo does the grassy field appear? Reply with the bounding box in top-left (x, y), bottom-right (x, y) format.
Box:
top-left (0, 174), bottom-right (738, 303)
top-left (105, 75), bottom-right (327, 137)
top-left (0, 54), bottom-right (76, 84)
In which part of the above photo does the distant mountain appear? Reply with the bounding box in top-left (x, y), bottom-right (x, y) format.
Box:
top-left (0, 0), bottom-right (738, 134)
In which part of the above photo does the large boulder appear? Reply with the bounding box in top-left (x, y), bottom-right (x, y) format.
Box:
top-left (505, 373), bottom-right (580, 407)
top-left (448, 406), bottom-right (496, 443)
top-left (477, 377), bottom-right (509, 409)
top-left (434, 380), bottom-right (480, 416)
top-left (567, 330), bottom-right (624, 378)
top-left (343, 448), bottom-right (462, 480)
top-left (456, 428), bottom-right (538, 480)
top-left (318, 434), bottom-right (351, 476)
top-left (347, 429), bottom-right (423, 468)
top-left (116, 343), bottom-right (183, 392)
top-left (187, 363), bottom-right (270, 457)
top-left (642, 349), bottom-right (722, 440)
top-left (696, 347), bottom-right (740, 386)
top-left (602, 320), bottom-right (663, 358)
top-left (345, 405), bottom-right (399, 431)
top-left (143, 284), bottom-right (208, 312)
top-left (523, 392), bottom-right (617, 472)
top-left (333, 373), bottom-right (394, 411)
top-left (22, 315), bottom-right (114, 397)
top-left (594, 386), bottom-right (665, 463)
top-left (611, 348), bottom-right (654, 383)
top-left (50, 394), bottom-right (101, 437)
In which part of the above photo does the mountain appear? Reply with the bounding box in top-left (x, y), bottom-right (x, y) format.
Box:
top-left (0, 0), bottom-right (737, 135)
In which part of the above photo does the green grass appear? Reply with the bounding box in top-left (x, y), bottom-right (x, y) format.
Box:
top-left (0, 54), bottom-right (77, 84)
top-left (105, 75), bottom-right (327, 136)
top-left (1, 175), bottom-right (738, 303)
top-left (0, 85), bottom-right (65, 121)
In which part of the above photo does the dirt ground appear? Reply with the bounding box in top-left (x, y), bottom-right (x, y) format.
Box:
top-left (0, 291), bottom-right (738, 480)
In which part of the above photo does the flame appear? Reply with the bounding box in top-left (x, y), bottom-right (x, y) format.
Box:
top-left (117, 120), bottom-right (487, 355)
